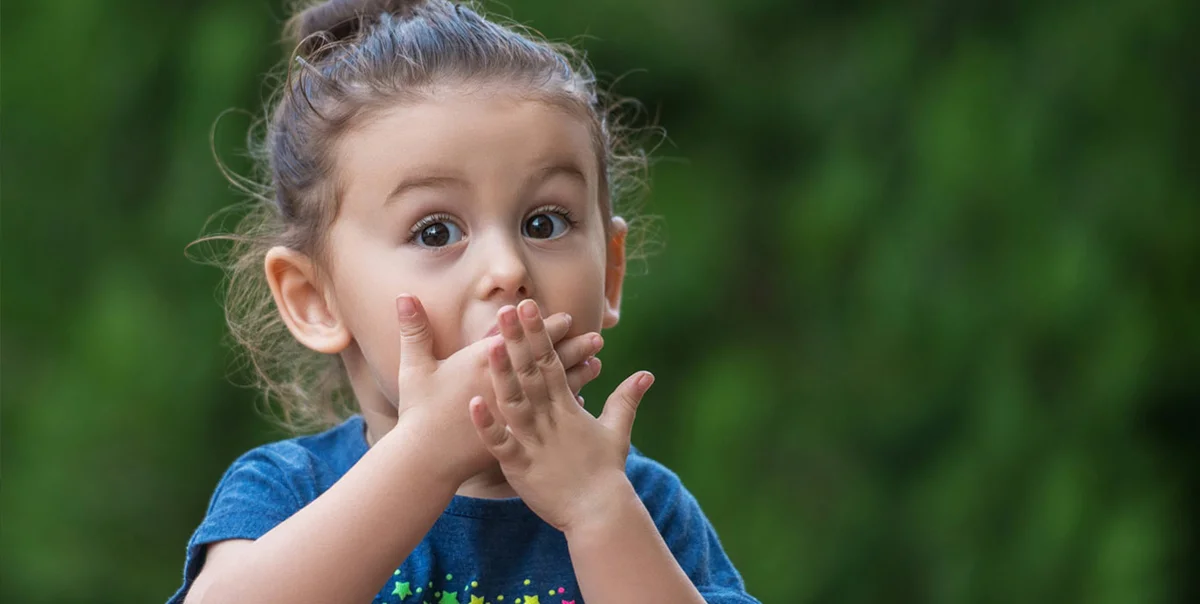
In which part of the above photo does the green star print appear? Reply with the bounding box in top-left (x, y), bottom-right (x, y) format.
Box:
top-left (393, 581), bottom-right (413, 600)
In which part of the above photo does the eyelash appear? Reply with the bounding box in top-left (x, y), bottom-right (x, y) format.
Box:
top-left (529, 204), bottom-right (578, 229)
top-left (407, 212), bottom-right (459, 242)
top-left (405, 206), bottom-right (578, 242)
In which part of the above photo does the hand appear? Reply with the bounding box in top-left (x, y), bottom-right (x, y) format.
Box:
top-left (467, 299), bottom-right (655, 532)
top-left (393, 294), bottom-right (604, 481)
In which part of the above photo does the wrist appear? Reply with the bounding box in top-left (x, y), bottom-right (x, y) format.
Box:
top-left (561, 472), bottom-right (641, 540)
top-left (382, 408), bottom-right (476, 489)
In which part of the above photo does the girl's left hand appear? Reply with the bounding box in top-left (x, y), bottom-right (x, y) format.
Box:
top-left (468, 299), bottom-right (655, 533)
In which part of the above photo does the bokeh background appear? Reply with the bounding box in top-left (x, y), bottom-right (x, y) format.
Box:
top-left (3, 0), bottom-right (1197, 602)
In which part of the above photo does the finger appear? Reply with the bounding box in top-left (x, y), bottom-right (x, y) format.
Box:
top-left (482, 312), bottom-right (567, 379)
top-left (469, 311), bottom-right (571, 368)
top-left (598, 371), bottom-right (654, 438)
top-left (517, 300), bottom-right (574, 403)
top-left (396, 294), bottom-right (435, 372)
top-left (554, 332), bottom-right (604, 371)
top-left (499, 305), bottom-right (551, 407)
top-left (564, 356), bottom-right (602, 395)
top-left (469, 396), bottom-right (523, 463)
top-left (543, 312), bottom-right (573, 345)
top-left (488, 337), bottom-right (537, 437)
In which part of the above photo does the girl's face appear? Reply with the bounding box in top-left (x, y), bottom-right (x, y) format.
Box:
top-left (323, 93), bottom-right (625, 405)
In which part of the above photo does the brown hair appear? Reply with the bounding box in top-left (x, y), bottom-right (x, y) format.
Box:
top-left (199, 0), bottom-right (650, 433)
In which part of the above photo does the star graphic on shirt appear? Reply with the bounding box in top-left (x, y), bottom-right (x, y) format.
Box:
top-left (393, 581), bottom-right (413, 599)
top-left (562, 601), bottom-right (575, 604)
top-left (469, 596), bottom-right (485, 604)
top-left (522, 596), bottom-right (539, 604)
top-left (438, 591), bottom-right (460, 604)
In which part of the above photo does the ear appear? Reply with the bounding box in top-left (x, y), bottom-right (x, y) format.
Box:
top-left (602, 216), bottom-right (628, 329)
top-left (264, 246), bottom-right (352, 354)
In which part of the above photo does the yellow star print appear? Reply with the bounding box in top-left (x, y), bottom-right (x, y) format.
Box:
top-left (522, 596), bottom-right (539, 604)
top-left (470, 597), bottom-right (485, 604)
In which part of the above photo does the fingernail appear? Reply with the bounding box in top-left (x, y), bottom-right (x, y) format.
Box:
top-left (576, 395), bottom-right (586, 407)
top-left (564, 313), bottom-right (573, 328)
top-left (500, 306), bottom-right (518, 327)
top-left (396, 295), bottom-right (416, 318)
top-left (491, 338), bottom-right (508, 355)
top-left (520, 300), bottom-right (539, 318)
top-left (637, 372), bottom-right (655, 389)
top-left (591, 334), bottom-right (603, 350)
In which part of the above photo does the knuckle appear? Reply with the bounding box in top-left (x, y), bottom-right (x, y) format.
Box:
top-left (491, 434), bottom-right (511, 453)
top-left (535, 348), bottom-right (560, 369)
top-left (401, 322), bottom-right (431, 341)
top-left (517, 361), bottom-right (541, 380)
top-left (495, 439), bottom-right (524, 463)
top-left (618, 389), bottom-right (639, 408)
top-left (488, 424), bottom-right (508, 445)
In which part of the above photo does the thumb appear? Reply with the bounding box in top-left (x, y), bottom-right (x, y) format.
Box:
top-left (396, 294), bottom-right (435, 371)
top-left (598, 371), bottom-right (654, 438)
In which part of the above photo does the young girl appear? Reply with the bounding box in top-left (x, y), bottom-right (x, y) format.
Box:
top-left (170, 1), bottom-right (757, 602)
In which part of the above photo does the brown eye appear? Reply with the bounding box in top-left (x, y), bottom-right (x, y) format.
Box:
top-left (413, 220), bottom-right (463, 248)
top-left (523, 213), bottom-right (569, 239)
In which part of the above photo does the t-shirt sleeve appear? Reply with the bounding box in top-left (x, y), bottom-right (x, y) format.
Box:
top-left (165, 447), bottom-right (309, 604)
top-left (628, 454), bottom-right (762, 604)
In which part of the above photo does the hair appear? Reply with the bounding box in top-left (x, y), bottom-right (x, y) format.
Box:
top-left (197, 0), bottom-right (652, 433)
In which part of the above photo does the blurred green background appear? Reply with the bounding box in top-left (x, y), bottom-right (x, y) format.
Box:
top-left (3, 0), bottom-right (1198, 602)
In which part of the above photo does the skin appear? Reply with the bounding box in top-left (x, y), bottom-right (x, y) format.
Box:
top-left (186, 91), bottom-right (705, 604)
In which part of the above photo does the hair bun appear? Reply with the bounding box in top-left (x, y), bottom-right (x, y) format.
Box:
top-left (288, 0), bottom-right (421, 56)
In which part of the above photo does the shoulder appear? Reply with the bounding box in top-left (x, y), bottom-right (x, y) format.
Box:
top-left (166, 417), bottom-right (371, 604)
top-left (624, 445), bottom-right (683, 494)
top-left (622, 446), bottom-right (758, 600)
top-left (233, 415), bottom-right (365, 472)
top-left (206, 415), bottom-right (368, 516)
top-left (623, 445), bottom-right (698, 523)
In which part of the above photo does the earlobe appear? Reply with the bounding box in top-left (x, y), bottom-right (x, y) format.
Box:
top-left (602, 217), bottom-right (628, 329)
top-left (264, 246), bottom-right (351, 354)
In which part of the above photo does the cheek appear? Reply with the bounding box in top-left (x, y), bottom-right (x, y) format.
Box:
top-left (327, 251), bottom-right (413, 378)
top-left (546, 261), bottom-right (608, 335)
top-left (423, 300), bottom-right (465, 360)
top-left (336, 269), bottom-right (464, 362)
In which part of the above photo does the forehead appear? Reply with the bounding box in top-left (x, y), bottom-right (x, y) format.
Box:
top-left (334, 93), bottom-right (599, 202)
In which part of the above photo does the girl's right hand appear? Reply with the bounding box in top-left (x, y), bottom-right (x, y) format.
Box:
top-left (390, 294), bottom-right (603, 481)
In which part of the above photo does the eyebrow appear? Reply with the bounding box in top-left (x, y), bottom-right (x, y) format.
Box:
top-left (385, 174), bottom-right (467, 205)
top-left (527, 162), bottom-right (588, 190)
top-left (384, 161), bottom-right (589, 206)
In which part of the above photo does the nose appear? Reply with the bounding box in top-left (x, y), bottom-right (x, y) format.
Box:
top-left (474, 230), bottom-right (533, 301)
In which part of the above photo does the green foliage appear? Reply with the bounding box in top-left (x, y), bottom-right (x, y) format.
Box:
top-left (2, 0), bottom-right (1196, 602)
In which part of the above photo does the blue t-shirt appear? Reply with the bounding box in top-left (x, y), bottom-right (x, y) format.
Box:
top-left (168, 415), bottom-right (758, 604)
